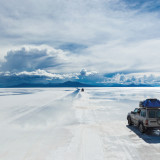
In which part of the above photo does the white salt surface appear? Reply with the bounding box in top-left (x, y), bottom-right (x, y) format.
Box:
top-left (0, 87), bottom-right (160, 160)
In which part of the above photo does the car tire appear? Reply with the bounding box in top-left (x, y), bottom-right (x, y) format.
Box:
top-left (128, 117), bottom-right (133, 126)
top-left (139, 123), bottom-right (145, 133)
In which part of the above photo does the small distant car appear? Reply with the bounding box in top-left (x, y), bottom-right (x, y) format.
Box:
top-left (81, 88), bottom-right (84, 92)
top-left (127, 99), bottom-right (160, 133)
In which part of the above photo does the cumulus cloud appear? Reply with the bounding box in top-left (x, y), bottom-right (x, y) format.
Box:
top-left (0, 0), bottom-right (160, 76)
top-left (1, 67), bottom-right (160, 87)
top-left (0, 46), bottom-right (69, 73)
top-left (103, 72), bottom-right (160, 86)
top-left (0, 68), bottom-right (100, 87)
top-left (80, 69), bottom-right (87, 76)
top-left (0, 69), bottom-right (75, 87)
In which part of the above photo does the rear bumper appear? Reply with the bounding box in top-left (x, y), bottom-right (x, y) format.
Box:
top-left (145, 126), bottom-right (160, 130)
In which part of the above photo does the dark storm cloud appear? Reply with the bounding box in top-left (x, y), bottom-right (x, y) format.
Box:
top-left (0, 47), bottom-right (66, 72)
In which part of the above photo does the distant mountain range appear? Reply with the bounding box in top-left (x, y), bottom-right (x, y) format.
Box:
top-left (7, 81), bottom-right (153, 88)
top-left (9, 81), bottom-right (94, 88)
top-left (100, 83), bottom-right (152, 87)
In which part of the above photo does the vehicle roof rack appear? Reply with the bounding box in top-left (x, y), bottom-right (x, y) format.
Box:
top-left (139, 98), bottom-right (160, 108)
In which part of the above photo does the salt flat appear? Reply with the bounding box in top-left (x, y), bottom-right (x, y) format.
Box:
top-left (0, 87), bottom-right (160, 160)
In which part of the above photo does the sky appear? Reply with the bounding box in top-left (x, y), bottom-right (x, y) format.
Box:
top-left (1, 0), bottom-right (160, 86)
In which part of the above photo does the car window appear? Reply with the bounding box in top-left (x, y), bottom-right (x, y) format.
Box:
top-left (140, 111), bottom-right (146, 117)
top-left (143, 111), bottom-right (146, 117)
top-left (149, 110), bottom-right (156, 118)
top-left (134, 108), bottom-right (138, 113)
top-left (148, 110), bottom-right (160, 118)
top-left (156, 110), bottom-right (160, 118)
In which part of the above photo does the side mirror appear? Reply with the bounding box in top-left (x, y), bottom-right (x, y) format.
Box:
top-left (131, 111), bottom-right (135, 114)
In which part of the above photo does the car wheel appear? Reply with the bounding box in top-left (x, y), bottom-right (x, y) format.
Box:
top-left (128, 117), bottom-right (133, 126)
top-left (139, 123), bottom-right (145, 133)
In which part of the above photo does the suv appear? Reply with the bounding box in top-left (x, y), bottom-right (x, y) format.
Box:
top-left (127, 99), bottom-right (160, 133)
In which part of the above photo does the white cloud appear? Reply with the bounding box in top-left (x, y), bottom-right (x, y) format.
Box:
top-left (14, 69), bottom-right (80, 80)
top-left (1, 67), bottom-right (160, 87)
top-left (82, 38), bottom-right (160, 73)
top-left (0, 0), bottom-right (160, 74)
top-left (104, 72), bottom-right (160, 85)
top-left (0, 45), bottom-right (70, 73)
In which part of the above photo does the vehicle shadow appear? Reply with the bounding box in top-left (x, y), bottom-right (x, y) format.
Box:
top-left (65, 89), bottom-right (80, 99)
top-left (127, 125), bottom-right (160, 144)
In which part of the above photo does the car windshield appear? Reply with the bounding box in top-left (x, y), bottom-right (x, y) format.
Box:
top-left (148, 110), bottom-right (160, 118)
top-left (134, 108), bottom-right (138, 113)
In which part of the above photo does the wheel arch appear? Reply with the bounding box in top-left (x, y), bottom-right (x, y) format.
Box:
top-left (138, 120), bottom-right (143, 126)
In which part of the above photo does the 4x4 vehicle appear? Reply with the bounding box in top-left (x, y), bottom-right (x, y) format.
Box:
top-left (127, 99), bottom-right (160, 133)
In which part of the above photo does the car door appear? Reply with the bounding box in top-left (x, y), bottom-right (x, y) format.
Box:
top-left (131, 108), bottom-right (138, 124)
top-left (134, 110), bottom-right (141, 126)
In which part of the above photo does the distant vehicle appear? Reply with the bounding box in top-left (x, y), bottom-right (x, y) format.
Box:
top-left (81, 88), bottom-right (84, 92)
top-left (127, 99), bottom-right (160, 133)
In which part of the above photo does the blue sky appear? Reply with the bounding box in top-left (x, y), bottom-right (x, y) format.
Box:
top-left (0, 0), bottom-right (160, 86)
top-left (123, 0), bottom-right (160, 11)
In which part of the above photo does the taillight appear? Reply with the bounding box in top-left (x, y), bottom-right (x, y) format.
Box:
top-left (145, 119), bottom-right (148, 125)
